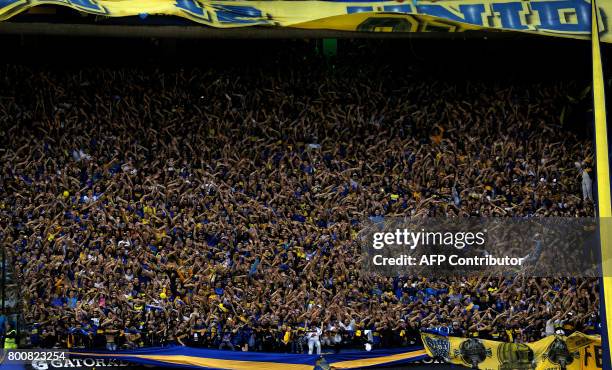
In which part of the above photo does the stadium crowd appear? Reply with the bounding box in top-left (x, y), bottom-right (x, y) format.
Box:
top-left (0, 56), bottom-right (601, 353)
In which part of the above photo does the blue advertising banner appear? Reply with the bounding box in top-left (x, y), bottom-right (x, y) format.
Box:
top-left (64, 346), bottom-right (428, 370)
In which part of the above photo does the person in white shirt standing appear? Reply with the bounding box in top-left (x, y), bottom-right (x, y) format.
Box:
top-left (575, 161), bottom-right (593, 201)
top-left (307, 321), bottom-right (322, 355)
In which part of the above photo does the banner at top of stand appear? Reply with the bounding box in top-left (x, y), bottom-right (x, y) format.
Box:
top-left (0, 0), bottom-right (611, 42)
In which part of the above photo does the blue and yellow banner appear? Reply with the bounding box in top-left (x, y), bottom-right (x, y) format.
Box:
top-left (69, 346), bottom-right (428, 370)
top-left (324, 346), bottom-right (428, 369)
top-left (1, 0), bottom-right (612, 43)
top-left (70, 346), bottom-right (319, 370)
top-left (421, 331), bottom-right (602, 370)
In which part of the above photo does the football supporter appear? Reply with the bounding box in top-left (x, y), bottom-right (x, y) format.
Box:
top-left (0, 55), bottom-right (599, 352)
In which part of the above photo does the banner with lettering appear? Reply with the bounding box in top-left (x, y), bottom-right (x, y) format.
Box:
top-left (421, 331), bottom-right (602, 370)
top-left (577, 341), bottom-right (604, 370)
top-left (0, 1), bottom-right (611, 43)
